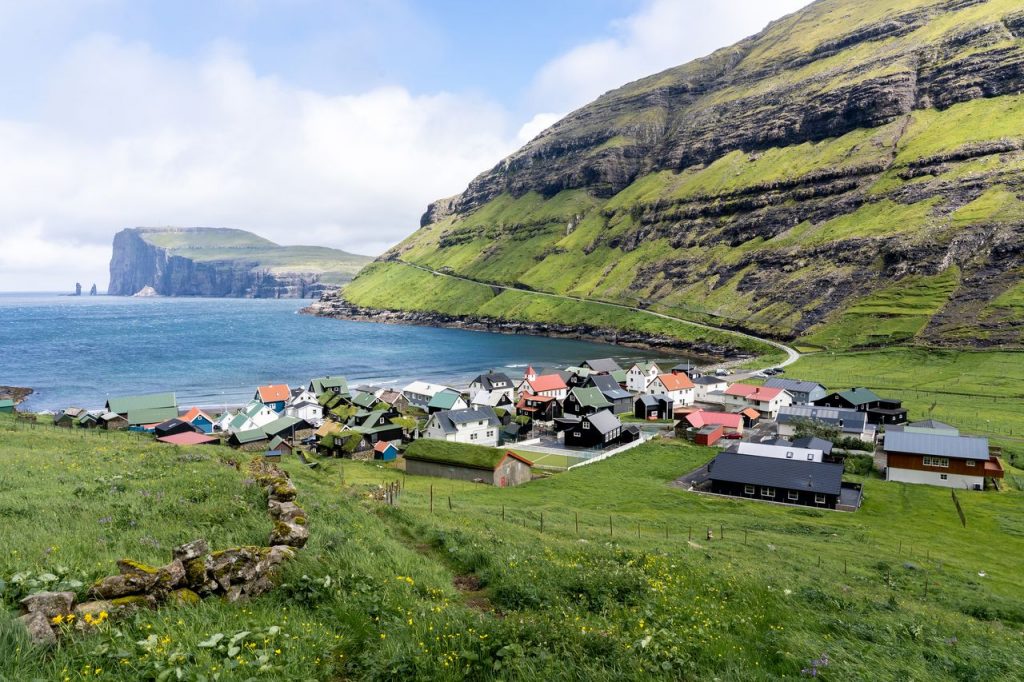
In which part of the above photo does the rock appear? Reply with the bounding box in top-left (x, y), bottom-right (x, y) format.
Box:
top-left (266, 478), bottom-right (297, 502)
top-left (20, 591), bottom-right (75, 618)
top-left (210, 547), bottom-right (263, 591)
top-left (270, 520), bottom-right (309, 548)
top-left (74, 601), bottom-right (113, 619)
top-left (168, 588), bottom-right (201, 606)
top-left (183, 555), bottom-right (217, 594)
top-left (157, 559), bottom-right (186, 591)
top-left (90, 569), bottom-right (159, 599)
top-left (109, 594), bottom-right (158, 610)
top-left (173, 539), bottom-right (210, 562)
top-left (268, 500), bottom-right (306, 522)
top-left (117, 559), bottom-right (161, 578)
top-left (18, 612), bottom-right (57, 646)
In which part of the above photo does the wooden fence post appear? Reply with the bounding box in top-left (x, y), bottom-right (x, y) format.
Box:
top-left (448, 496), bottom-right (452, 511)
top-left (575, 512), bottom-right (579, 535)
top-left (609, 516), bottom-right (613, 538)
top-left (429, 485), bottom-right (433, 514)
top-left (540, 512), bottom-right (544, 533)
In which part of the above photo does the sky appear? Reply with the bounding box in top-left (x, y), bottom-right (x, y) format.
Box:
top-left (0, 0), bottom-right (812, 292)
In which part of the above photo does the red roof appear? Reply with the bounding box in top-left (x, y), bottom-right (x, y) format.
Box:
top-left (724, 384), bottom-right (784, 401)
top-left (984, 457), bottom-right (1004, 478)
top-left (655, 373), bottom-right (694, 391)
top-left (740, 407), bottom-right (761, 419)
top-left (156, 432), bottom-right (219, 446)
top-left (373, 440), bottom-right (396, 453)
top-left (528, 375), bottom-right (567, 393)
top-left (686, 410), bottom-right (742, 429)
top-left (501, 451), bottom-right (534, 467)
top-left (724, 383), bottom-right (757, 397)
top-left (257, 384), bottom-right (290, 403)
top-left (181, 407), bottom-right (214, 424)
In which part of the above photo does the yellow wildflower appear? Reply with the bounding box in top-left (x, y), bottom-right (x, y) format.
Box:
top-left (51, 614), bottom-right (64, 625)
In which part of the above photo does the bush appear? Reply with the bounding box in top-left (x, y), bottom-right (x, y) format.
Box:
top-left (844, 454), bottom-right (875, 475)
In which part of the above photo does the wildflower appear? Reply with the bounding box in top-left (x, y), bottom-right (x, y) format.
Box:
top-left (51, 614), bottom-right (65, 625)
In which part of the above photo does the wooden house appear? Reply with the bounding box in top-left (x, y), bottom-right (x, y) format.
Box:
top-left (378, 390), bottom-right (409, 412)
top-left (373, 440), bottom-right (399, 462)
top-left (348, 409), bottom-right (404, 447)
top-left (762, 378), bottom-right (827, 406)
top-left (255, 385), bottom-right (290, 413)
top-left (181, 407), bottom-right (216, 434)
top-left (516, 394), bottom-right (559, 422)
top-left (584, 374), bottom-right (633, 414)
top-left (692, 375), bottom-right (728, 402)
top-left (427, 389), bottom-right (468, 414)
top-left (563, 387), bottom-right (612, 417)
top-left (634, 395), bottom-right (674, 420)
top-left (625, 362), bottom-right (661, 392)
top-left (694, 425), bottom-right (724, 446)
top-left (267, 436), bottom-right (294, 456)
top-left (228, 429), bottom-right (271, 450)
top-left (683, 410), bottom-right (743, 435)
top-left (882, 428), bottom-right (1002, 489)
top-left (707, 452), bottom-right (852, 510)
top-left (646, 373), bottom-right (696, 407)
top-left (469, 372), bottom-right (516, 404)
top-left (581, 358), bottom-right (623, 374)
top-left (723, 384), bottom-right (792, 419)
top-left (309, 376), bottom-right (350, 399)
top-left (105, 392), bottom-right (179, 427)
top-left (98, 412), bottom-right (129, 431)
top-left (814, 387), bottom-right (908, 425)
top-left (423, 407), bottom-right (501, 447)
top-left (519, 369), bottom-right (569, 400)
top-left (403, 441), bottom-right (533, 487)
top-left (563, 410), bottom-right (623, 448)
top-left (777, 405), bottom-right (875, 442)
top-left (153, 418), bottom-right (199, 439)
top-left (54, 407), bottom-right (86, 428)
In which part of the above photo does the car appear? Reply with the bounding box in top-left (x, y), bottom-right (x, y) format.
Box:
top-left (722, 432), bottom-right (743, 440)
top-left (714, 369), bottom-right (730, 377)
top-left (774, 367), bottom-right (785, 374)
top-left (763, 368), bottom-right (778, 375)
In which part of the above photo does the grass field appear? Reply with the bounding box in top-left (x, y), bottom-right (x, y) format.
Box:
top-left (4, 414), bottom-right (1024, 680)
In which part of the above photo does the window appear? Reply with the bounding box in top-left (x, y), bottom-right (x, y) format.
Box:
top-left (486, 430), bottom-right (494, 438)
top-left (814, 494), bottom-right (826, 504)
top-left (807, 453), bottom-right (814, 460)
top-left (761, 487), bottom-right (775, 498)
top-left (786, 451), bottom-right (793, 459)
top-left (470, 433), bottom-right (478, 441)
top-left (923, 456), bottom-right (949, 468)
top-left (583, 421), bottom-right (590, 430)
top-left (744, 485), bottom-right (755, 495)
top-left (940, 474), bottom-right (948, 480)
top-left (788, 491), bottom-right (799, 501)
top-left (966, 460), bottom-right (976, 467)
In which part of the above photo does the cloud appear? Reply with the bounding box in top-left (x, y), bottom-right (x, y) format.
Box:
top-left (528, 0), bottom-right (813, 114)
top-left (516, 112), bottom-right (565, 144)
top-left (0, 35), bottom-right (519, 290)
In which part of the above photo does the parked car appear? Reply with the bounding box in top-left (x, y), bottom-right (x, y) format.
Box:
top-left (714, 369), bottom-right (730, 377)
top-left (722, 432), bottom-right (743, 440)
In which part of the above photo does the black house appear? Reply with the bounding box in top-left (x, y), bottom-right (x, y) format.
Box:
top-left (153, 418), bottom-right (199, 439)
top-left (564, 409), bottom-right (623, 448)
top-left (707, 452), bottom-right (846, 509)
top-left (634, 395), bottom-right (674, 420)
top-left (813, 387), bottom-right (908, 425)
top-left (585, 374), bottom-right (633, 415)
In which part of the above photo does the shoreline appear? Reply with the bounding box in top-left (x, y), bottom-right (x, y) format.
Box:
top-left (301, 298), bottom-right (741, 363)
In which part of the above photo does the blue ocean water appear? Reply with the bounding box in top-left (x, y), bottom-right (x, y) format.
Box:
top-left (0, 294), bottom-right (679, 412)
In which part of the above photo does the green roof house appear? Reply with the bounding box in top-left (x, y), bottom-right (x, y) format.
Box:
top-left (105, 392), bottom-right (178, 426)
top-left (403, 440), bottom-right (534, 487)
top-left (563, 386), bottom-right (612, 417)
top-left (0, 399), bottom-right (15, 414)
top-left (427, 389), bottom-right (468, 414)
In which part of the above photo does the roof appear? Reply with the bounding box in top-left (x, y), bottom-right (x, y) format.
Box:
top-left (315, 421), bottom-right (345, 438)
top-left (257, 384), bottom-right (290, 403)
top-left (833, 387), bottom-right (881, 406)
top-left (655, 373), bottom-right (695, 391)
top-left (709, 452), bottom-right (844, 495)
top-left (763, 378), bottom-right (826, 394)
top-left (587, 374), bottom-right (632, 400)
top-left (570, 387), bottom-right (612, 410)
top-left (373, 440), bottom-right (397, 453)
top-left (793, 436), bottom-right (834, 455)
top-left (427, 389), bottom-right (464, 410)
top-left (267, 435), bottom-right (293, 450)
top-left (242, 400), bottom-right (271, 418)
top-left (528, 374), bottom-right (568, 393)
top-left (735, 442), bottom-right (823, 461)
top-left (429, 408), bottom-right (500, 435)
top-left (629, 361), bottom-right (660, 373)
top-left (777, 405), bottom-right (868, 431)
top-left (0, 399), bottom-right (14, 409)
top-left (156, 432), bottom-right (219, 446)
top-left (583, 358), bottom-right (623, 373)
top-left (404, 440), bottom-right (533, 470)
top-left (262, 416), bottom-right (305, 437)
top-left (181, 407), bottom-right (214, 424)
top-left (686, 410), bottom-right (742, 429)
top-left (883, 431), bottom-right (989, 461)
top-left (472, 372), bottom-right (513, 390)
top-left (636, 395), bottom-right (659, 407)
top-left (310, 376), bottom-right (349, 395)
top-left (403, 381), bottom-right (452, 397)
top-left (351, 391), bottom-right (380, 409)
top-left (693, 375), bottom-right (727, 385)
top-left (126, 406), bottom-right (180, 426)
top-left (106, 392), bottom-right (176, 415)
top-left (907, 419), bottom-right (956, 431)
top-left (585, 409), bottom-right (622, 435)
top-left (379, 390), bottom-right (405, 404)
top-left (232, 429), bottom-right (270, 444)
top-left (724, 384), bottom-right (784, 401)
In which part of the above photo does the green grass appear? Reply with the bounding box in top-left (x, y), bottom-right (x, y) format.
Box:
top-left (6, 415), bottom-right (1024, 680)
top-left (896, 93), bottom-right (1024, 163)
top-left (404, 440), bottom-right (510, 469)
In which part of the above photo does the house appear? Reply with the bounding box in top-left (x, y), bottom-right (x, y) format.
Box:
top-left (403, 441), bottom-right (533, 487)
top-left (261, 416), bottom-right (311, 441)
top-left (734, 441), bottom-right (825, 463)
top-left (561, 366), bottom-right (594, 388)
top-left (469, 389), bottom-right (513, 411)
top-left (625, 362), bottom-right (661, 392)
top-left (692, 375), bottom-right (728, 402)
top-left (694, 425), bottom-right (724, 446)
top-left (683, 410), bottom-right (743, 435)
top-left (0, 399), bottom-right (14, 414)
top-left (285, 400), bottom-right (323, 424)
top-left (762, 378), bottom-right (827, 406)
top-left (646, 373), bottom-right (695, 407)
top-left (54, 407), bottom-right (87, 428)
top-left (228, 429), bottom-right (271, 450)
top-left (585, 374), bottom-right (633, 414)
top-left (348, 409), bottom-right (405, 447)
top-left (254, 385), bottom-right (290, 413)
top-left (373, 440), bottom-right (399, 462)
top-left (582, 358), bottom-right (623, 374)
top-left (707, 452), bottom-right (851, 510)
top-left (519, 371), bottom-right (569, 400)
top-left (350, 390), bottom-right (383, 411)
top-left (181, 407), bottom-right (216, 434)
top-left (423, 407), bottom-right (501, 447)
top-left (671, 362), bottom-right (701, 377)
top-left (634, 395), bottom-right (674, 421)
top-left (427, 389), bottom-right (468, 414)
top-left (98, 412), bottom-right (129, 431)
top-left (563, 409), bottom-right (623, 448)
top-left (469, 372), bottom-right (516, 403)
top-left (309, 376), bottom-right (350, 399)
top-left (76, 412), bottom-right (100, 429)
top-left (153, 418), bottom-right (199, 439)
top-left (882, 430), bottom-right (1003, 489)
top-left (378, 390), bottom-right (410, 412)
top-left (777, 405), bottom-right (875, 442)
top-left (157, 431), bottom-right (219, 446)
top-left (402, 381), bottom-right (456, 410)
top-left (516, 394), bottom-right (559, 422)
top-left (226, 400), bottom-right (279, 434)
top-left (814, 387), bottom-right (908, 425)
top-left (563, 387), bottom-right (613, 417)
top-left (736, 407), bottom-right (762, 428)
top-left (267, 436), bottom-right (294, 456)
top-left (105, 392), bottom-right (179, 427)
top-left (723, 384), bottom-right (792, 419)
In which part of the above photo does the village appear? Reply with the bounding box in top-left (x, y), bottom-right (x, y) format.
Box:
top-left (37, 357), bottom-right (1006, 511)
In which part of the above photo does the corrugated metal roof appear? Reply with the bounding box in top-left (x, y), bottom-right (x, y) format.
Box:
top-left (585, 409), bottom-right (622, 435)
top-left (125, 406), bottom-right (180, 426)
top-left (106, 392), bottom-right (176, 415)
top-left (709, 452), bottom-right (844, 495)
top-left (883, 431), bottom-right (989, 460)
top-left (777, 405), bottom-right (867, 430)
top-left (571, 387), bottom-right (612, 409)
top-left (834, 387), bottom-right (880, 406)
top-left (584, 358), bottom-right (623, 373)
top-left (763, 378), bottom-right (825, 394)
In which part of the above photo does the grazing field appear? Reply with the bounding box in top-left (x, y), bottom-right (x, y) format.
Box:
top-left (3, 416), bottom-right (1024, 680)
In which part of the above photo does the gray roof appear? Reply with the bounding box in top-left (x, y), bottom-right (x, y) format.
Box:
top-left (693, 375), bottom-right (726, 385)
top-left (709, 452), bottom-right (844, 495)
top-left (431, 407), bottom-right (500, 434)
top-left (763, 378), bottom-right (826, 394)
top-left (636, 395), bottom-right (659, 407)
top-left (883, 431), bottom-right (989, 460)
top-left (587, 374), bottom-right (631, 400)
top-left (793, 436), bottom-right (834, 455)
top-left (583, 358), bottom-right (623, 373)
top-left (778, 405), bottom-right (868, 431)
top-left (472, 372), bottom-right (513, 390)
top-left (585, 409), bottom-right (622, 435)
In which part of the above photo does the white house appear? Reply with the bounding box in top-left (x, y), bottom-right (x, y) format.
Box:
top-left (644, 373), bottom-right (695, 407)
top-left (402, 381), bottom-right (456, 410)
top-left (735, 441), bottom-right (824, 463)
top-left (625, 362), bottom-right (661, 392)
top-left (692, 375), bottom-right (729, 402)
top-left (882, 429), bottom-right (1001, 490)
top-left (285, 400), bottom-right (323, 424)
top-left (723, 384), bottom-right (793, 419)
top-left (225, 400), bottom-right (279, 434)
top-left (469, 389), bottom-right (513, 411)
top-left (469, 372), bottom-right (516, 404)
top-left (287, 387), bottom-right (317, 408)
top-left (519, 371), bottom-right (569, 400)
top-left (423, 407), bottom-right (501, 447)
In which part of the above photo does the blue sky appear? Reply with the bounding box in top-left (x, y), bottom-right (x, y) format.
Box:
top-left (0, 0), bottom-right (810, 291)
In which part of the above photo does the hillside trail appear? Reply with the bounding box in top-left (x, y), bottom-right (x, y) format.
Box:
top-left (392, 259), bottom-right (800, 372)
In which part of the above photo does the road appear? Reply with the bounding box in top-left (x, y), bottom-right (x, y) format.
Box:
top-left (394, 259), bottom-right (800, 372)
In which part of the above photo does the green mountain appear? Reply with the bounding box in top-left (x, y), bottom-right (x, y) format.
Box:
top-left (109, 227), bottom-right (371, 298)
top-left (333, 0), bottom-right (1024, 351)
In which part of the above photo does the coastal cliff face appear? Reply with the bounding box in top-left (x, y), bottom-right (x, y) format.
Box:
top-left (344, 0), bottom-right (1024, 350)
top-left (108, 228), bottom-right (371, 298)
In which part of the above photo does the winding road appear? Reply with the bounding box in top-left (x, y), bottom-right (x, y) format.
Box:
top-left (394, 259), bottom-right (800, 372)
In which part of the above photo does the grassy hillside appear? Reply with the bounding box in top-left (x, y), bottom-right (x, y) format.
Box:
top-left (3, 416), bottom-right (1024, 680)
top-left (346, 0), bottom-right (1024, 351)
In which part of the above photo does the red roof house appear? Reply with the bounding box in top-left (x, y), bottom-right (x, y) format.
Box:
top-left (685, 410), bottom-right (743, 433)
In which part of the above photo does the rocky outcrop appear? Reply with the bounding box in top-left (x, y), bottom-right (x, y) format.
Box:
top-left (108, 227), bottom-right (370, 298)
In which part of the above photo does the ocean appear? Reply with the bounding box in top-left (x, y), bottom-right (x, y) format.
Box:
top-left (0, 294), bottom-right (684, 412)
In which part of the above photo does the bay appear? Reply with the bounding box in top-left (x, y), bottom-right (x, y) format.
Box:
top-left (0, 294), bottom-right (684, 411)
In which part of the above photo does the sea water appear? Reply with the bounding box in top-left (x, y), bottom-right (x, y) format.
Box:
top-left (0, 294), bottom-right (684, 411)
